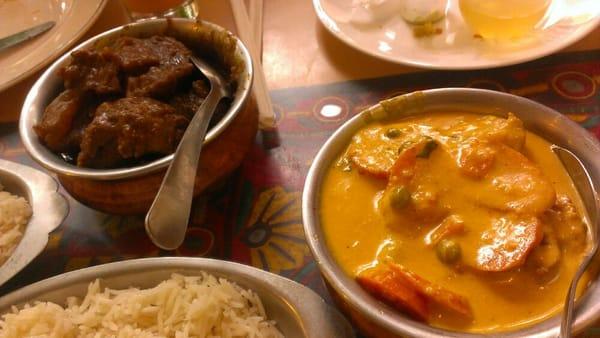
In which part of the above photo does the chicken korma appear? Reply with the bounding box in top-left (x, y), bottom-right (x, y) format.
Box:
top-left (321, 112), bottom-right (589, 332)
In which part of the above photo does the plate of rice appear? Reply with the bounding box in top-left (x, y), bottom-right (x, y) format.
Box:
top-left (0, 257), bottom-right (355, 338)
top-left (0, 159), bottom-right (68, 287)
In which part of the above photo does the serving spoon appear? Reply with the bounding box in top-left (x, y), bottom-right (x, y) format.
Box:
top-left (554, 145), bottom-right (600, 338)
top-left (145, 56), bottom-right (231, 250)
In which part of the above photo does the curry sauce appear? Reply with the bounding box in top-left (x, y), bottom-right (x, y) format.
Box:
top-left (320, 112), bottom-right (590, 333)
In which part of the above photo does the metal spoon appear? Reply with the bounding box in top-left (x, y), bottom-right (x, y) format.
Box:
top-left (554, 145), bottom-right (600, 338)
top-left (145, 56), bottom-right (231, 250)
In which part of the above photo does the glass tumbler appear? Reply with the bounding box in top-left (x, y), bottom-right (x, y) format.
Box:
top-left (121, 0), bottom-right (198, 21)
top-left (459, 0), bottom-right (552, 39)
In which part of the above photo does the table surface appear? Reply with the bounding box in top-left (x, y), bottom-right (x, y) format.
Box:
top-left (1, 0), bottom-right (600, 336)
top-left (1, 0), bottom-right (599, 122)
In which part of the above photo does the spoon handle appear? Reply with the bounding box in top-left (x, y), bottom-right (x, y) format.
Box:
top-left (145, 89), bottom-right (223, 250)
top-left (560, 246), bottom-right (599, 338)
top-left (554, 145), bottom-right (600, 338)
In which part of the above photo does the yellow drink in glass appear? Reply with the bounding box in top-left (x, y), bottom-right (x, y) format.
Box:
top-left (459, 0), bottom-right (552, 39)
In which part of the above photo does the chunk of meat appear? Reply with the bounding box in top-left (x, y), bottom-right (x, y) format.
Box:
top-left (168, 80), bottom-right (210, 118)
top-left (357, 263), bottom-right (472, 321)
top-left (445, 113), bottom-right (526, 151)
top-left (144, 35), bottom-right (193, 66)
top-left (77, 97), bottom-right (189, 168)
top-left (380, 143), bottom-right (448, 227)
top-left (109, 35), bottom-right (192, 73)
top-left (456, 139), bottom-right (497, 178)
top-left (476, 215), bottom-right (543, 271)
top-left (425, 215), bottom-right (465, 246)
top-left (63, 106), bottom-right (94, 152)
top-left (192, 78), bottom-right (210, 96)
top-left (486, 113), bottom-right (526, 150)
top-left (62, 49), bottom-right (121, 95)
top-left (125, 36), bottom-right (194, 98)
top-left (410, 185), bottom-right (445, 219)
top-left (528, 223), bottom-right (561, 275)
top-left (33, 89), bottom-right (84, 152)
top-left (127, 63), bottom-right (194, 98)
top-left (542, 195), bottom-right (588, 250)
top-left (108, 37), bottom-right (161, 74)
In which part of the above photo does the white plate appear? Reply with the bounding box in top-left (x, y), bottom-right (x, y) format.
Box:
top-left (313, 0), bottom-right (600, 69)
top-left (0, 0), bottom-right (107, 92)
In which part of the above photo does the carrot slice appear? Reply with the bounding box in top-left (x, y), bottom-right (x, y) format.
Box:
top-left (388, 263), bottom-right (473, 318)
top-left (471, 145), bottom-right (556, 215)
top-left (357, 265), bottom-right (429, 321)
top-left (347, 114), bottom-right (525, 179)
top-left (357, 263), bottom-right (473, 321)
top-left (387, 145), bottom-right (419, 187)
top-left (476, 215), bottom-right (543, 271)
top-left (347, 126), bottom-right (412, 179)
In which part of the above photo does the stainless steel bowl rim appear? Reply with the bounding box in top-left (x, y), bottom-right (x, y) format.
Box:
top-left (302, 88), bottom-right (600, 338)
top-left (0, 159), bottom-right (69, 287)
top-left (19, 18), bottom-right (253, 180)
top-left (0, 257), bottom-right (355, 338)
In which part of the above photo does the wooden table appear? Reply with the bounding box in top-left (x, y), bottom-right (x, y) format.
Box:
top-left (1, 0), bottom-right (599, 122)
top-left (1, 1), bottom-right (600, 336)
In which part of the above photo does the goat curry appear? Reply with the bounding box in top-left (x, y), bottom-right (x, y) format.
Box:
top-left (320, 112), bottom-right (590, 332)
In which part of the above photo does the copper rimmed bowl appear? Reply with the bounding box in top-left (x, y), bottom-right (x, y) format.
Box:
top-left (302, 88), bottom-right (600, 337)
top-left (19, 18), bottom-right (254, 215)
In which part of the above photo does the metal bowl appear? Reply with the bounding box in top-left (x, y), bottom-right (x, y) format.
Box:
top-left (20, 18), bottom-right (252, 180)
top-left (18, 18), bottom-right (255, 214)
top-left (0, 257), bottom-right (355, 338)
top-left (302, 88), bottom-right (600, 337)
top-left (0, 159), bottom-right (68, 286)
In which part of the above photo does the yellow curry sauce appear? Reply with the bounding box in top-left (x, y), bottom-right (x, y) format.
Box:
top-left (320, 113), bottom-right (589, 333)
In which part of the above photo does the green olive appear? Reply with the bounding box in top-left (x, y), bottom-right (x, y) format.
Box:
top-left (389, 186), bottom-right (411, 210)
top-left (384, 128), bottom-right (401, 139)
top-left (436, 239), bottom-right (462, 264)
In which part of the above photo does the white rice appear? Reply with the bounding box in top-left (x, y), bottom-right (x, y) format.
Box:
top-left (0, 182), bottom-right (32, 266)
top-left (0, 273), bottom-right (285, 338)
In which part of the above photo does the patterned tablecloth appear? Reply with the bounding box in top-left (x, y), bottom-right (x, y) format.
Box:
top-left (0, 49), bottom-right (599, 335)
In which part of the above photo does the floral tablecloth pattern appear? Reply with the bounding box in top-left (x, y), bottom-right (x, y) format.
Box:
top-left (0, 48), bottom-right (599, 334)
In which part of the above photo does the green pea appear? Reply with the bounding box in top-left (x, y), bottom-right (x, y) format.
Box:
top-left (389, 186), bottom-right (411, 210)
top-left (385, 128), bottom-right (401, 139)
top-left (416, 139), bottom-right (438, 158)
top-left (436, 239), bottom-right (462, 264)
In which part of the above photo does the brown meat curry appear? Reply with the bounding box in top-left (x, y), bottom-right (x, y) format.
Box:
top-left (35, 35), bottom-right (218, 169)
